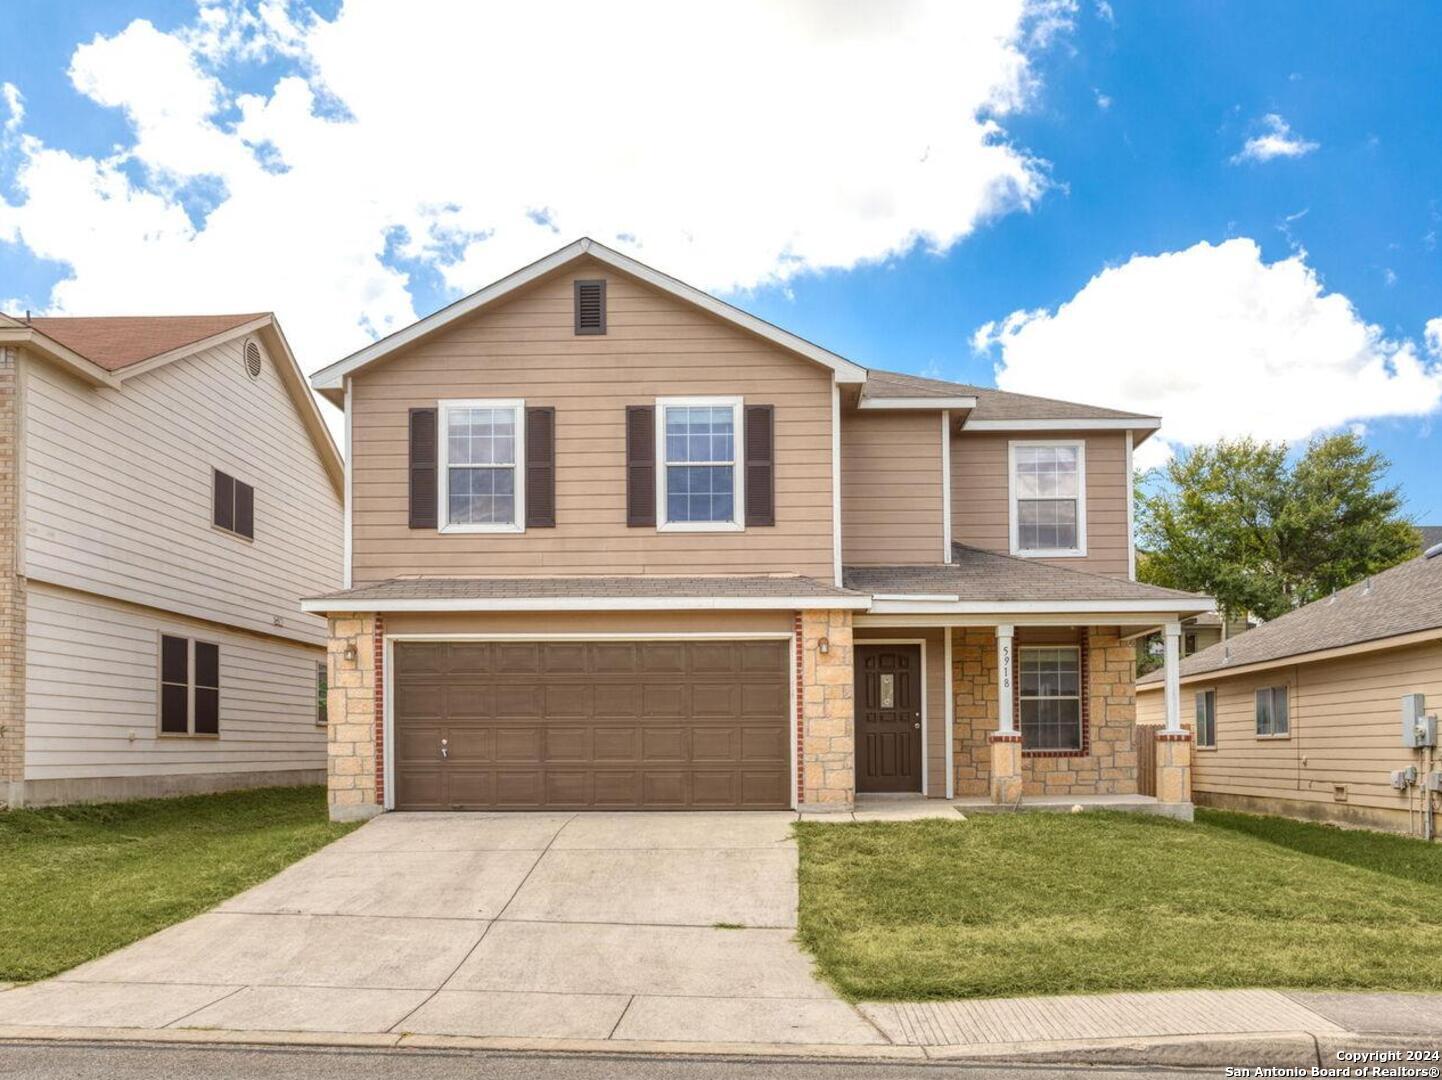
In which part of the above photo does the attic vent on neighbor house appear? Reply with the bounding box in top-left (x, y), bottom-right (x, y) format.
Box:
top-left (243, 339), bottom-right (263, 380)
top-left (574, 279), bottom-right (606, 335)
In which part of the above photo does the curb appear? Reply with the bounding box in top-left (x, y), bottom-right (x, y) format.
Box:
top-left (2, 1023), bottom-right (1439, 1065)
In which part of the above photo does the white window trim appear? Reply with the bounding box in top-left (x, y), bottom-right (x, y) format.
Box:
top-left (655, 395), bottom-right (745, 532)
top-left (1017, 644), bottom-right (1084, 752)
top-left (438, 398), bottom-right (526, 534)
top-left (1008, 438), bottom-right (1088, 558)
top-left (1194, 687), bottom-right (1217, 749)
top-left (1254, 684), bottom-right (1291, 739)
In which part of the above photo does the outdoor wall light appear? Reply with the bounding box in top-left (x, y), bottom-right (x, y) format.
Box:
top-left (343, 643), bottom-right (358, 663)
top-left (818, 636), bottom-right (830, 655)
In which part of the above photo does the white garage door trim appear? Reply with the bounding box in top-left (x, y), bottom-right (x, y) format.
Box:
top-left (382, 632), bottom-right (800, 812)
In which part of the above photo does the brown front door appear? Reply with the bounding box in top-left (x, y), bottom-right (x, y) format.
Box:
top-left (855, 644), bottom-right (923, 793)
top-left (391, 639), bottom-right (792, 811)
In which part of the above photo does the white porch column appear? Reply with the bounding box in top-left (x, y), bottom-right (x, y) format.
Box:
top-left (995, 624), bottom-right (1015, 733)
top-left (1163, 620), bottom-right (1183, 733)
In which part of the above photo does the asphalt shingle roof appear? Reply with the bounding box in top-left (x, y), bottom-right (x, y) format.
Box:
top-left (308, 575), bottom-right (861, 603)
top-left (861, 369), bottom-right (1158, 423)
top-left (23, 314), bottom-right (265, 371)
top-left (843, 544), bottom-right (1208, 605)
top-left (1138, 552), bottom-right (1442, 684)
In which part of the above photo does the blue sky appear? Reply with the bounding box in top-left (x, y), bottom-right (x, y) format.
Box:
top-left (2, 1), bottom-right (1440, 522)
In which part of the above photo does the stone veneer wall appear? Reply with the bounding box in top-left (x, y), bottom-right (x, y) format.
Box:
top-left (951, 627), bottom-right (1139, 798)
top-left (800, 608), bottom-right (855, 808)
top-left (0, 347), bottom-right (24, 806)
top-left (326, 613), bottom-right (383, 820)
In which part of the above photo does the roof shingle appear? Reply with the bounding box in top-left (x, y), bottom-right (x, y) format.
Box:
top-left (843, 544), bottom-right (1208, 605)
top-left (308, 574), bottom-right (862, 604)
top-left (24, 314), bottom-right (266, 371)
top-left (1139, 552), bottom-right (1442, 684)
top-left (861, 369), bottom-right (1158, 423)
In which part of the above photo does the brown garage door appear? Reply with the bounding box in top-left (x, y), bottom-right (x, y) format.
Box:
top-left (392, 639), bottom-right (792, 810)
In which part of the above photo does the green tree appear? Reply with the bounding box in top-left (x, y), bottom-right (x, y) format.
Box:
top-left (1136, 433), bottom-right (1418, 622)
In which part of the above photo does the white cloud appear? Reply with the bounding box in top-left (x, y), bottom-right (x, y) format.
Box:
top-left (1, 82), bottom-right (22, 132)
top-left (0, 0), bottom-right (1069, 381)
top-left (1093, 88), bottom-right (1112, 110)
top-left (974, 238), bottom-right (1442, 468)
top-left (1231, 113), bottom-right (1318, 164)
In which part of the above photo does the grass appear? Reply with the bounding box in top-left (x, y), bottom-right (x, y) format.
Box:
top-left (0, 785), bottom-right (358, 982)
top-left (795, 807), bottom-right (1442, 1002)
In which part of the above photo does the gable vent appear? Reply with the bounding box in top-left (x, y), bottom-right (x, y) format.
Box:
top-left (574, 279), bottom-right (607, 335)
top-left (243, 339), bottom-right (263, 380)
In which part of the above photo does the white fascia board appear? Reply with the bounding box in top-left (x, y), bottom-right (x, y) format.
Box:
top-left (312, 237), bottom-right (868, 389)
top-left (0, 328), bottom-right (120, 388)
top-left (962, 417), bottom-right (1162, 432)
top-left (301, 594), bottom-right (873, 614)
top-left (864, 596), bottom-right (1215, 616)
top-left (869, 592), bottom-right (961, 602)
top-left (857, 396), bottom-right (978, 410)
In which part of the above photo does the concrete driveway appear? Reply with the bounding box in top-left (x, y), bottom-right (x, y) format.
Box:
top-left (0, 812), bottom-right (882, 1047)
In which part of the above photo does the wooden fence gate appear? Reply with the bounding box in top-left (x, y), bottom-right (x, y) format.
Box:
top-left (1134, 725), bottom-right (1157, 796)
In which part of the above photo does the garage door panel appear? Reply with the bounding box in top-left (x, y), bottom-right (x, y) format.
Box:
top-left (495, 643), bottom-right (542, 673)
top-left (544, 683), bottom-right (592, 717)
top-left (543, 725), bottom-right (590, 761)
top-left (495, 685), bottom-right (543, 717)
top-left (393, 640), bottom-right (790, 811)
top-left (593, 727), bottom-right (638, 761)
top-left (641, 726), bottom-right (686, 762)
top-left (444, 684), bottom-right (494, 719)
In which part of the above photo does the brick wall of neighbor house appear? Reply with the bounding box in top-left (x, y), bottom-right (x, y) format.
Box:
top-left (801, 608), bottom-right (855, 808)
top-left (0, 347), bottom-right (23, 804)
top-left (327, 614), bottom-right (381, 820)
top-left (951, 627), bottom-right (1138, 797)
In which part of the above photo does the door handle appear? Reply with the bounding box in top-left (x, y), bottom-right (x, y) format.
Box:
top-left (440, 737), bottom-right (448, 760)
top-left (913, 721), bottom-right (921, 730)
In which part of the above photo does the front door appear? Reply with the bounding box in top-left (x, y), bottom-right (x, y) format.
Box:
top-left (855, 644), bottom-right (923, 793)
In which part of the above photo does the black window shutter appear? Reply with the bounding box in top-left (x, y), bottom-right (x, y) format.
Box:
top-left (409, 407), bottom-right (439, 529)
top-left (525, 406), bottom-right (556, 528)
top-left (744, 404), bottom-right (775, 527)
top-left (574, 279), bottom-right (606, 335)
top-left (234, 481), bottom-right (254, 539)
top-left (625, 405), bottom-right (655, 527)
top-left (213, 470), bottom-right (234, 531)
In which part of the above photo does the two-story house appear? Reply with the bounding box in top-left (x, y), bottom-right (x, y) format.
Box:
top-left (0, 312), bottom-right (344, 807)
top-left (302, 239), bottom-right (1210, 821)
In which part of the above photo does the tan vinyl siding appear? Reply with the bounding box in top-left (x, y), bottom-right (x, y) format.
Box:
top-left (382, 609), bottom-right (796, 637)
top-left (23, 583), bottom-right (325, 782)
top-left (349, 261), bottom-right (834, 582)
top-left (1136, 638), bottom-right (1442, 830)
top-left (20, 340), bottom-right (342, 647)
top-left (855, 626), bottom-right (947, 796)
top-left (950, 430), bottom-right (1131, 578)
top-left (841, 411), bottom-right (943, 566)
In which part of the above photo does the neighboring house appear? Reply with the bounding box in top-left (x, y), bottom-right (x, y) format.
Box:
top-left (1137, 611), bottom-right (1255, 673)
top-left (301, 238), bottom-right (1210, 821)
top-left (0, 313), bottom-right (344, 807)
top-left (1137, 549), bottom-right (1442, 837)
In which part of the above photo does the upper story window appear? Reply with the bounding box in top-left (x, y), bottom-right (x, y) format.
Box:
top-left (657, 397), bottom-right (743, 531)
top-left (1009, 440), bottom-right (1086, 557)
top-left (439, 400), bottom-right (525, 532)
top-left (1019, 646), bottom-right (1083, 751)
top-left (1195, 688), bottom-right (1217, 748)
top-left (212, 469), bottom-right (254, 540)
top-left (1255, 685), bottom-right (1289, 737)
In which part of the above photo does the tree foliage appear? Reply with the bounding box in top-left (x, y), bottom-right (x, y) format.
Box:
top-left (1136, 433), bottom-right (1418, 622)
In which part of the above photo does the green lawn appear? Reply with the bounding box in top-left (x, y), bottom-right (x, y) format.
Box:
top-left (795, 807), bottom-right (1442, 1002)
top-left (0, 786), bottom-right (358, 982)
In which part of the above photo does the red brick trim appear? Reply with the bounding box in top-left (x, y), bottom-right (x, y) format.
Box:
top-left (373, 614), bottom-right (386, 806)
top-left (988, 732), bottom-right (1023, 744)
top-left (794, 612), bottom-right (805, 805)
top-left (1019, 631), bottom-right (1093, 759)
top-left (1156, 731), bottom-right (1193, 742)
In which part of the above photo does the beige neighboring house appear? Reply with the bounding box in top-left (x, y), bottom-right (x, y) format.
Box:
top-left (301, 238), bottom-right (1211, 822)
top-left (0, 312), bottom-right (344, 807)
top-left (1137, 550), bottom-right (1442, 838)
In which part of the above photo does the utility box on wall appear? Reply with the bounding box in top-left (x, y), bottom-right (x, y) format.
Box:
top-left (1402, 693), bottom-right (1439, 748)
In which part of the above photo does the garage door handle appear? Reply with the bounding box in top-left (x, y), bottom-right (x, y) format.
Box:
top-left (440, 738), bottom-right (448, 760)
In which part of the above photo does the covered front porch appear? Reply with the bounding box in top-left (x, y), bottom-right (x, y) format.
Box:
top-left (799, 549), bottom-right (1212, 815)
